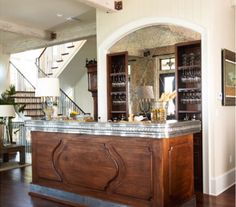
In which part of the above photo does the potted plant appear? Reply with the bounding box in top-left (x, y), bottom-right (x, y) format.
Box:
top-left (0, 85), bottom-right (25, 143)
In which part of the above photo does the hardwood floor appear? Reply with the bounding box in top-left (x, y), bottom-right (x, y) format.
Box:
top-left (0, 166), bottom-right (235, 207)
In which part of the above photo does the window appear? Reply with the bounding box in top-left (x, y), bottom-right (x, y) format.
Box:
top-left (158, 54), bottom-right (176, 119)
top-left (159, 73), bottom-right (175, 117)
top-left (160, 57), bottom-right (175, 70)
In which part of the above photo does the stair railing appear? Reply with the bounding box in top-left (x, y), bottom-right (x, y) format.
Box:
top-left (9, 61), bottom-right (35, 91)
top-left (35, 63), bottom-right (86, 115)
top-left (10, 60), bottom-right (87, 117)
top-left (36, 43), bottom-right (71, 76)
top-left (35, 47), bottom-right (47, 71)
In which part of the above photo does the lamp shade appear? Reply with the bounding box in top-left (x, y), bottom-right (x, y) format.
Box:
top-left (0, 105), bottom-right (15, 117)
top-left (35, 78), bottom-right (60, 97)
top-left (136, 86), bottom-right (154, 99)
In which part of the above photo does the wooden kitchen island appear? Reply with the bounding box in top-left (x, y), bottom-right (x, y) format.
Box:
top-left (25, 120), bottom-right (201, 207)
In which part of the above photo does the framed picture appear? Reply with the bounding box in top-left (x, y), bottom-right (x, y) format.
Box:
top-left (222, 49), bottom-right (236, 106)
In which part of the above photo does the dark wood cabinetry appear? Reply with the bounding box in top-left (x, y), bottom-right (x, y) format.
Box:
top-left (31, 131), bottom-right (195, 207)
top-left (86, 61), bottom-right (98, 121)
top-left (176, 41), bottom-right (201, 121)
top-left (107, 52), bottom-right (128, 120)
top-left (175, 40), bottom-right (203, 191)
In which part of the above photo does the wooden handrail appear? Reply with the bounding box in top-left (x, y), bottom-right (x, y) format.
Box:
top-left (38, 47), bottom-right (47, 60)
top-left (36, 47), bottom-right (47, 69)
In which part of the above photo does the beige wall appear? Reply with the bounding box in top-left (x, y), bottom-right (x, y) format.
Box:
top-left (97, 0), bottom-right (207, 45)
top-left (0, 45), bottom-right (10, 93)
top-left (74, 74), bottom-right (93, 116)
top-left (59, 37), bottom-right (97, 115)
top-left (96, 0), bottom-right (235, 195)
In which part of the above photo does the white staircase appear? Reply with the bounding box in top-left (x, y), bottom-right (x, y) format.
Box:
top-left (37, 40), bottom-right (86, 78)
top-left (9, 40), bottom-right (88, 119)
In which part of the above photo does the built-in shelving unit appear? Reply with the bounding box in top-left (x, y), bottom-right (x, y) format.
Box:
top-left (175, 40), bottom-right (203, 191)
top-left (176, 41), bottom-right (201, 121)
top-left (107, 51), bottom-right (128, 121)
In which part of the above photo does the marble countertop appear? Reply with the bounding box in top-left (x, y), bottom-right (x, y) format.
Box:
top-left (25, 120), bottom-right (201, 139)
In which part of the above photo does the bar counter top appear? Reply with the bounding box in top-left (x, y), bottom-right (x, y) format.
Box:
top-left (25, 119), bottom-right (201, 138)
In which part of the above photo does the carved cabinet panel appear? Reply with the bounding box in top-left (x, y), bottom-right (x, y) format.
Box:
top-left (107, 143), bottom-right (153, 200)
top-left (168, 136), bottom-right (194, 204)
top-left (56, 140), bottom-right (117, 191)
top-left (32, 132), bottom-right (63, 182)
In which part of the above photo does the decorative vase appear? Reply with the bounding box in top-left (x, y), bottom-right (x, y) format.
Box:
top-left (151, 101), bottom-right (167, 122)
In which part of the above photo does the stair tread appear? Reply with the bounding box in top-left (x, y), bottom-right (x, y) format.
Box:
top-left (25, 115), bottom-right (44, 117)
top-left (14, 102), bottom-right (43, 104)
top-left (56, 59), bottom-right (63, 62)
top-left (51, 66), bottom-right (59, 69)
top-left (15, 91), bottom-right (35, 93)
top-left (25, 109), bottom-right (43, 111)
top-left (61, 53), bottom-right (69, 55)
top-left (24, 108), bottom-right (43, 110)
top-left (13, 96), bottom-right (41, 99)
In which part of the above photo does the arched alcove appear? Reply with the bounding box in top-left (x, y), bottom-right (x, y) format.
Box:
top-left (97, 17), bottom-right (209, 193)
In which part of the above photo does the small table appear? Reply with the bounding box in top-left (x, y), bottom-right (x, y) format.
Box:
top-left (2, 144), bottom-right (25, 164)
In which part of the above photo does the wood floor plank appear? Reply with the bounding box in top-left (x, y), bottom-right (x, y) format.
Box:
top-left (0, 166), bottom-right (235, 207)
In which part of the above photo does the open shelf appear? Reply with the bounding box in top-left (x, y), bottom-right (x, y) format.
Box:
top-left (112, 82), bottom-right (126, 88)
top-left (111, 111), bottom-right (127, 114)
top-left (178, 88), bottom-right (201, 92)
top-left (110, 72), bottom-right (126, 76)
top-left (178, 65), bottom-right (201, 70)
top-left (178, 110), bottom-right (201, 113)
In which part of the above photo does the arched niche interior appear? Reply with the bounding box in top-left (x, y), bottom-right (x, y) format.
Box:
top-left (108, 24), bottom-right (201, 117)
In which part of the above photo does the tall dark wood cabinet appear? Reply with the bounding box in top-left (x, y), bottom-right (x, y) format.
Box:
top-left (107, 52), bottom-right (128, 121)
top-left (86, 60), bottom-right (98, 121)
top-left (175, 40), bottom-right (203, 191)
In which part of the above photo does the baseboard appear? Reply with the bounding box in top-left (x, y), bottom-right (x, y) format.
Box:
top-left (210, 168), bottom-right (235, 196)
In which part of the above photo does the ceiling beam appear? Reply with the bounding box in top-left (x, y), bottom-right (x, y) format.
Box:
top-left (0, 19), bottom-right (55, 40)
top-left (76, 0), bottom-right (122, 12)
top-left (3, 22), bottom-right (96, 54)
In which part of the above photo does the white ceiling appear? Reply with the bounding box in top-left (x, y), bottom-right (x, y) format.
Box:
top-left (0, 1), bottom-right (200, 55)
top-left (0, 0), bottom-right (92, 30)
top-left (0, 0), bottom-right (97, 53)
